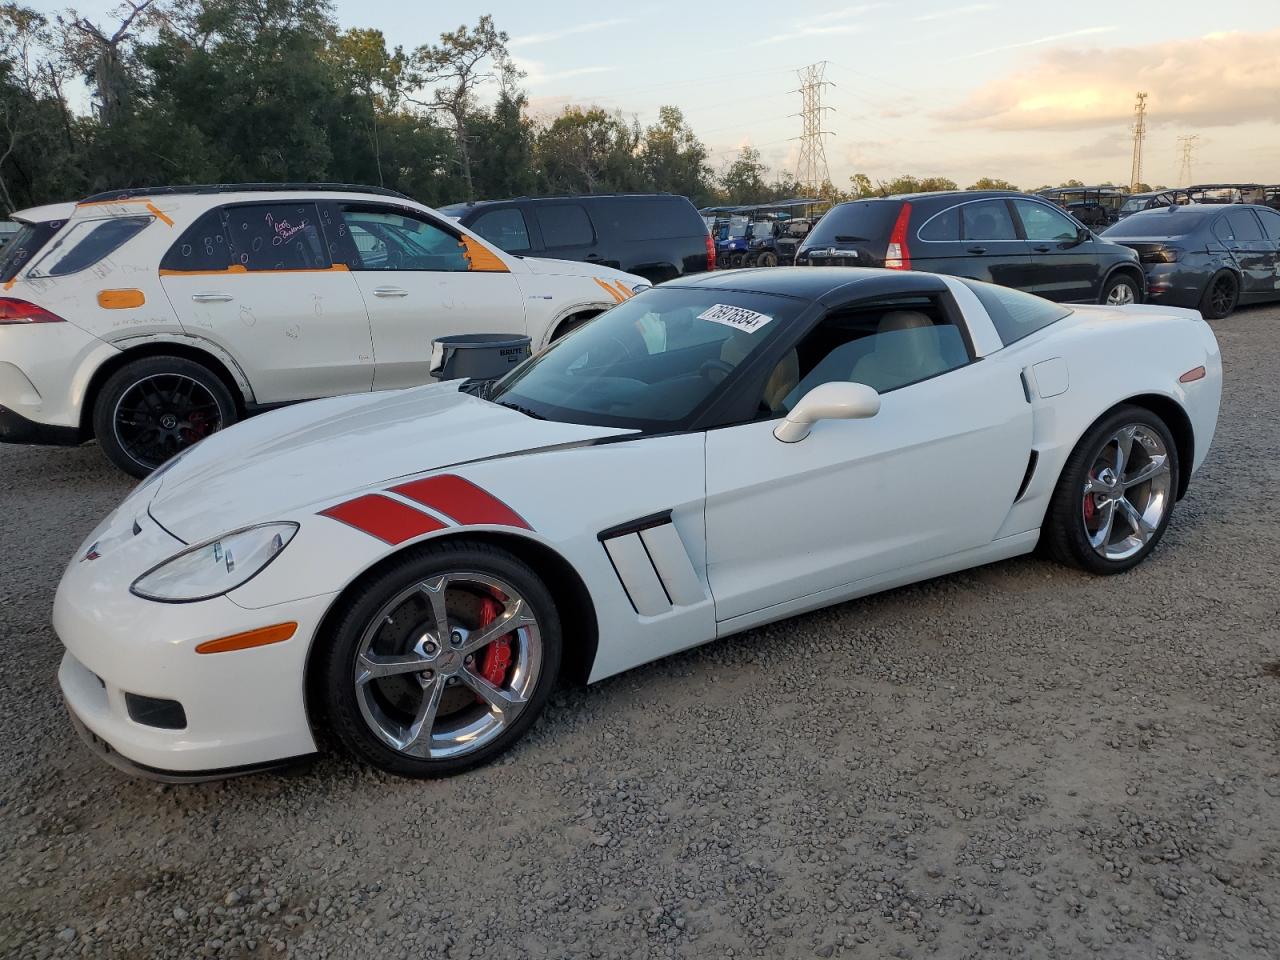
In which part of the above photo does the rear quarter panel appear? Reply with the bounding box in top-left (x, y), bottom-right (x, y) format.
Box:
top-left (989, 303), bottom-right (1221, 539)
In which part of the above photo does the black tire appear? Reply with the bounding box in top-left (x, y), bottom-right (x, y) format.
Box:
top-left (92, 355), bottom-right (238, 478)
top-left (1199, 270), bottom-right (1239, 320)
top-left (757, 251), bottom-right (778, 267)
top-left (1042, 404), bottom-right (1180, 575)
top-left (1099, 273), bottom-right (1143, 306)
top-left (316, 541), bottom-right (562, 778)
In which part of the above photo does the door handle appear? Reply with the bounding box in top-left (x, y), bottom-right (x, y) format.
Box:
top-left (1032, 244), bottom-right (1052, 253)
top-left (373, 286), bottom-right (408, 298)
top-left (191, 293), bottom-right (233, 303)
top-left (966, 245), bottom-right (988, 254)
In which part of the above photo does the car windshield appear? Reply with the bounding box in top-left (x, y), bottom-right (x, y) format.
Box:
top-left (487, 287), bottom-right (809, 430)
top-left (1102, 208), bottom-right (1215, 238)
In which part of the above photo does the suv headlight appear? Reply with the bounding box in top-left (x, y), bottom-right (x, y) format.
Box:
top-left (131, 522), bottom-right (298, 602)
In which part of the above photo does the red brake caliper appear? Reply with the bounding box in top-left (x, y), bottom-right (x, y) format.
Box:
top-left (1084, 475), bottom-right (1097, 524)
top-left (475, 596), bottom-right (513, 698)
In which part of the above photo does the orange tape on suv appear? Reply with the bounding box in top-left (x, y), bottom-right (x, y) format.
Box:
top-left (97, 289), bottom-right (146, 309)
top-left (459, 236), bottom-right (509, 273)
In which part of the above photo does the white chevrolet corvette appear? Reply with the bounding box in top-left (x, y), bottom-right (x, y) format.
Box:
top-left (55, 268), bottom-right (1221, 780)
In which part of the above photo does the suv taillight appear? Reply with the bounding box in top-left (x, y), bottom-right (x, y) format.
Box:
top-left (0, 298), bottom-right (65, 325)
top-left (884, 203), bottom-right (912, 270)
top-left (705, 233), bottom-right (716, 271)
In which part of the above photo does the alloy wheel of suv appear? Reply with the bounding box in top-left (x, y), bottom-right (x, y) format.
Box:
top-left (1102, 276), bottom-right (1139, 306)
top-left (93, 356), bottom-right (239, 478)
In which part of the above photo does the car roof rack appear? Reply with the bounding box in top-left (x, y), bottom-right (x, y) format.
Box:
top-left (80, 183), bottom-right (414, 203)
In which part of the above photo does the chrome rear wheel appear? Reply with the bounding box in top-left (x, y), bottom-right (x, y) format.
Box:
top-left (1082, 424), bottom-right (1173, 562)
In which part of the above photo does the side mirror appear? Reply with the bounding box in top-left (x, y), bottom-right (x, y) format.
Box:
top-left (774, 381), bottom-right (881, 443)
top-left (1073, 226), bottom-right (1091, 245)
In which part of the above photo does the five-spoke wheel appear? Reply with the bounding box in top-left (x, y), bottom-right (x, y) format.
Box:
top-left (319, 542), bottom-right (561, 777)
top-left (1044, 405), bottom-right (1180, 574)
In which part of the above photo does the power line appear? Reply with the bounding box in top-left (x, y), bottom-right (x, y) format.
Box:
top-left (1129, 91), bottom-right (1148, 190)
top-left (794, 61), bottom-right (834, 192)
top-left (1176, 134), bottom-right (1200, 187)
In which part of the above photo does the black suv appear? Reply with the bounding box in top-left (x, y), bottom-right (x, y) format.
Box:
top-left (796, 191), bottom-right (1144, 305)
top-left (440, 193), bottom-right (714, 285)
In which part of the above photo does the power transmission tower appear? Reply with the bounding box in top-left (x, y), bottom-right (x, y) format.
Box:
top-left (1129, 92), bottom-right (1148, 190)
top-left (1176, 135), bottom-right (1200, 187)
top-left (793, 62), bottom-right (834, 194)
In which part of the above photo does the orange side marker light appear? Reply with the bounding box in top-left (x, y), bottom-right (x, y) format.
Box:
top-left (195, 622), bottom-right (297, 655)
top-left (1179, 366), bottom-right (1206, 383)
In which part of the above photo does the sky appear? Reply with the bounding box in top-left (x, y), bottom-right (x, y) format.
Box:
top-left (41, 0), bottom-right (1280, 190)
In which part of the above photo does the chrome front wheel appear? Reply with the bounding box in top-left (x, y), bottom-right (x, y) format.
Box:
top-left (322, 544), bottom-right (562, 777)
top-left (354, 572), bottom-right (542, 760)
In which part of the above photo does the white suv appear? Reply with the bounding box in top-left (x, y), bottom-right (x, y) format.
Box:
top-left (0, 183), bottom-right (647, 476)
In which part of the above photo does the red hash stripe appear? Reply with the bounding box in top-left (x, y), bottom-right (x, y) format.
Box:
top-left (319, 494), bottom-right (446, 544)
top-left (390, 474), bottom-right (531, 530)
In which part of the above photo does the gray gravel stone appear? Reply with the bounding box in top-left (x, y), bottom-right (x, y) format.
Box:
top-left (2, 306), bottom-right (1279, 959)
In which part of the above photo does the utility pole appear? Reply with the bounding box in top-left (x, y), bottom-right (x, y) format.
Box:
top-left (1129, 92), bottom-right (1148, 191)
top-left (793, 62), bottom-right (834, 195)
top-left (1176, 135), bottom-right (1200, 187)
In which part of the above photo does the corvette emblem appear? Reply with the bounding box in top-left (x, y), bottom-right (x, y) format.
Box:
top-left (81, 542), bottom-right (101, 562)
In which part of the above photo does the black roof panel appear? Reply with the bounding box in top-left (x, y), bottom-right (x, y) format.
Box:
top-left (663, 266), bottom-right (949, 303)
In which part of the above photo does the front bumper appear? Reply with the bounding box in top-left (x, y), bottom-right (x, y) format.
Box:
top-left (53, 507), bottom-right (337, 776)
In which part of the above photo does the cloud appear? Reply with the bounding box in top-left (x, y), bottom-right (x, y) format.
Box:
top-left (811, 3), bottom-right (888, 23)
top-left (510, 55), bottom-right (615, 88)
top-left (938, 29), bottom-right (1280, 131)
top-left (913, 3), bottom-right (996, 22)
top-left (755, 23), bottom-right (864, 46)
top-left (509, 19), bottom-right (633, 49)
top-left (948, 25), bottom-right (1117, 62)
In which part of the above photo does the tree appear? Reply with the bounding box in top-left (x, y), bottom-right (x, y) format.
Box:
top-left (59, 0), bottom-right (163, 127)
top-left (876, 175), bottom-right (957, 196)
top-left (848, 172), bottom-right (873, 198)
top-left (535, 106), bottom-right (640, 194)
top-left (719, 146), bottom-right (768, 204)
top-left (329, 28), bottom-right (405, 186)
top-left (638, 106), bottom-right (712, 202)
top-left (408, 15), bottom-right (511, 199)
top-left (968, 176), bottom-right (1018, 191)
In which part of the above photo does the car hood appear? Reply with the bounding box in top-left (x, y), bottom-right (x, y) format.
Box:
top-left (148, 383), bottom-right (633, 543)
top-left (518, 256), bottom-right (644, 286)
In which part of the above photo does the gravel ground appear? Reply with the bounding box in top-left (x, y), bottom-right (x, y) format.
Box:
top-left (2, 304), bottom-right (1279, 960)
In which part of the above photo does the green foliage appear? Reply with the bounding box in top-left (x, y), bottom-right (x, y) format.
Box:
top-left (968, 177), bottom-right (1019, 192)
top-left (0, 3), bottom-right (1105, 217)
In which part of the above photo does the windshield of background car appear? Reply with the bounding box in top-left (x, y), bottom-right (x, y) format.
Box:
top-left (488, 287), bottom-right (809, 430)
top-left (0, 219), bottom-right (65, 281)
top-left (1102, 208), bottom-right (1216, 239)
top-left (27, 216), bottom-right (152, 278)
top-left (802, 201), bottom-right (898, 248)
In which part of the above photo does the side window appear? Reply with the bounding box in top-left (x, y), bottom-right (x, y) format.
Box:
top-left (160, 209), bottom-right (232, 272)
top-left (0, 219), bottom-right (66, 281)
top-left (222, 203), bottom-right (329, 271)
top-left (1255, 208), bottom-right (1280, 243)
top-left (961, 278), bottom-right (1071, 346)
top-left (1012, 199), bottom-right (1079, 242)
top-left (1225, 208), bottom-right (1264, 242)
top-left (1212, 216), bottom-right (1235, 244)
top-left (28, 216), bottom-right (152, 277)
top-left (338, 206), bottom-right (468, 272)
top-left (961, 200), bottom-right (1017, 241)
top-left (918, 205), bottom-right (961, 241)
top-left (776, 296), bottom-right (970, 412)
top-left (469, 208), bottom-right (531, 252)
top-left (536, 204), bottom-right (594, 248)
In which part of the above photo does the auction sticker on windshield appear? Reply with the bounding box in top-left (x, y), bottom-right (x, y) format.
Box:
top-left (697, 303), bottom-right (774, 334)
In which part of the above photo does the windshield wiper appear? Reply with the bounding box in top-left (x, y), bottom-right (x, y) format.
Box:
top-left (495, 400), bottom-right (547, 420)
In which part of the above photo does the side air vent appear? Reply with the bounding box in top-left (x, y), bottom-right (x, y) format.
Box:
top-left (1015, 450), bottom-right (1039, 503)
top-left (599, 511), bottom-right (705, 616)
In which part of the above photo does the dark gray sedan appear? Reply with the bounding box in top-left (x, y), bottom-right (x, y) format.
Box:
top-left (1103, 204), bottom-right (1280, 319)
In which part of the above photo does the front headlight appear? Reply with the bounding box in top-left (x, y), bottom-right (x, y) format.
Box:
top-left (130, 522), bottom-right (298, 603)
